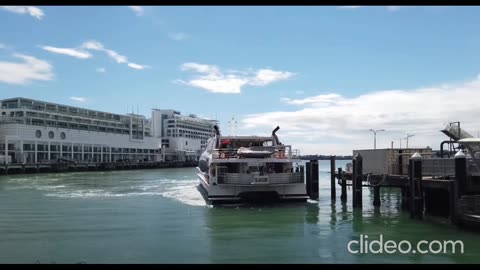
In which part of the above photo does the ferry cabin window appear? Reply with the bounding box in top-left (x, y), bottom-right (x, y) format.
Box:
top-left (263, 140), bottom-right (273, 146)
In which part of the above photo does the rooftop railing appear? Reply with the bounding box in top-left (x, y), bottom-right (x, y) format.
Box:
top-left (2, 105), bottom-right (125, 121)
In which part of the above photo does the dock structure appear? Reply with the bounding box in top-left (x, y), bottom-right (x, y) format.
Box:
top-left (0, 160), bottom-right (198, 175)
top-left (327, 149), bottom-right (480, 229)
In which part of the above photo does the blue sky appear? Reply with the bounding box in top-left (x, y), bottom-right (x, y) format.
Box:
top-left (2, 6), bottom-right (480, 154)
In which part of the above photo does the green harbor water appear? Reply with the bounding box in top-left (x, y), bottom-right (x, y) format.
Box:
top-left (0, 160), bottom-right (479, 263)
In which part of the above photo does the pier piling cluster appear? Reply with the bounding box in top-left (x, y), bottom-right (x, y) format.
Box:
top-left (304, 152), bottom-right (480, 229)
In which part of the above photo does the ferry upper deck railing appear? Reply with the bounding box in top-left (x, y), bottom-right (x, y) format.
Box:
top-left (213, 145), bottom-right (293, 160)
top-left (291, 149), bottom-right (300, 159)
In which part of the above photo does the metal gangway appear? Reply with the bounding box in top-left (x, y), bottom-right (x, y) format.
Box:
top-left (441, 122), bottom-right (474, 141)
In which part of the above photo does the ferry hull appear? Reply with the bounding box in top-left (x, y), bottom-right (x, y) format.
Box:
top-left (197, 173), bottom-right (308, 204)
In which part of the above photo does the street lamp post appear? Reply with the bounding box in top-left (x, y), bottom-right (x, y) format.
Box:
top-left (405, 134), bottom-right (414, 148)
top-left (369, 129), bottom-right (386, 150)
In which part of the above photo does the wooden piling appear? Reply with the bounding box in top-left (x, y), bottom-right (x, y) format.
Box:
top-left (409, 152), bottom-right (423, 219)
top-left (352, 153), bottom-right (363, 208)
top-left (306, 161), bottom-right (311, 198)
top-left (330, 156), bottom-right (336, 200)
top-left (305, 160), bottom-right (319, 200)
top-left (449, 180), bottom-right (457, 223)
top-left (451, 150), bottom-right (466, 223)
top-left (398, 150), bottom-right (403, 175)
top-left (401, 187), bottom-right (408, 210)
top-left (373, 186), bottom-right (381, 207)
top-left (311, 160), bottom-right (319, 200)
top-left (339, 167), bottom-right (347, 203)
top-left (454, 150), bottom-right (467, 198)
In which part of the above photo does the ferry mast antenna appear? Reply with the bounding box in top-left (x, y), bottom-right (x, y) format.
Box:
top-left (228, 116), bottom-right (237, 136)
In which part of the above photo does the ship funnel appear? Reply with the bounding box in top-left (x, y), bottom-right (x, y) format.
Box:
top-left (214, 125), bottom-right (221, 136)
top-left (272, 126), bottom-right (280, 135)
top-left (272, 126), bottom-right (281, 145)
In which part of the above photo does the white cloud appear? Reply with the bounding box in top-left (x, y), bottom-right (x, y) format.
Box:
top-left (0, 54), bottom-right (53, 85)
top-left (241, 76), bottom-right (480, 155)
top-left (1, 6), bottom-right (44, 20)
top-left (69, 96), bottom-right (87, 103)
top-left (178, 62), bottom-right (295, 94)
top-left (386, 6), bottom-right (402, 12)
top-left (104, 49), bottom-right (127, 64)
top-left (41, 45), bottom-right (92, 59)
top-left (128, 6), bottom-right (144, 16)
top-left (81, 41), bottom-right (104, 51)
top-left (0, 43), bottom-right (5, 49)
top-left (338, 6), bottom-right (364, 9)
top-left (80, 40), bottom-right (147, 69)
top-left (249, 69), bottom-right (295, 86)
top-left (127, 63), bottom-right (150, 70)
top-left (338, 6), bottom-right (404, 12)
top-left (281, 93), bottom-right (343, 106)
top-left (181, 62), bottom-right (220, 74)
top-left (169, 32), bottom-right (190, 41)
top-left (96, 67), bottom-right (106, 73)
top-left (39, 40), bottom-right (149, 71)
top-left (181, 76), bottom-right (248, 94)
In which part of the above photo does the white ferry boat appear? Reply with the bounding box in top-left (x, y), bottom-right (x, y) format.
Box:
top-left (197, 126), bottom-right (308, 204)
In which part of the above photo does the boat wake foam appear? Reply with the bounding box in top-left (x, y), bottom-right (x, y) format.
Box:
top-left (35, 178), bottom-right (208, 207)
top-left (158, 180), bottom-right (207, 207)
top-left (5, 173), bottom-right (208, 207)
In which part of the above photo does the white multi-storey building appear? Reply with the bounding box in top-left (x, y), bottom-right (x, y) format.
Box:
top-left (151, 109), bottom-right (218, 161)
top-left (0, 97), bottom-right (218, 164)
top-left (0, 97), bottom-right (162, 164)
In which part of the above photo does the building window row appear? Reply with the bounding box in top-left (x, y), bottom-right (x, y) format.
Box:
top-left (176, 123), bottom-right (212, 133)
top-left (18, 143), bottom-right (160, 154)
top-left (24, 112), bottom-right (126, 127)
top-left (27, 119), bottom-right (140, 136)
top-left (2, 99), bottom-right (123, 121)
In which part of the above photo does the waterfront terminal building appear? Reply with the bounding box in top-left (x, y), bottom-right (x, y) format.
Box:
top-left (151, 109), bottom-right (218, 162)
top-left (0, 97), bottom-right (217, 164)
